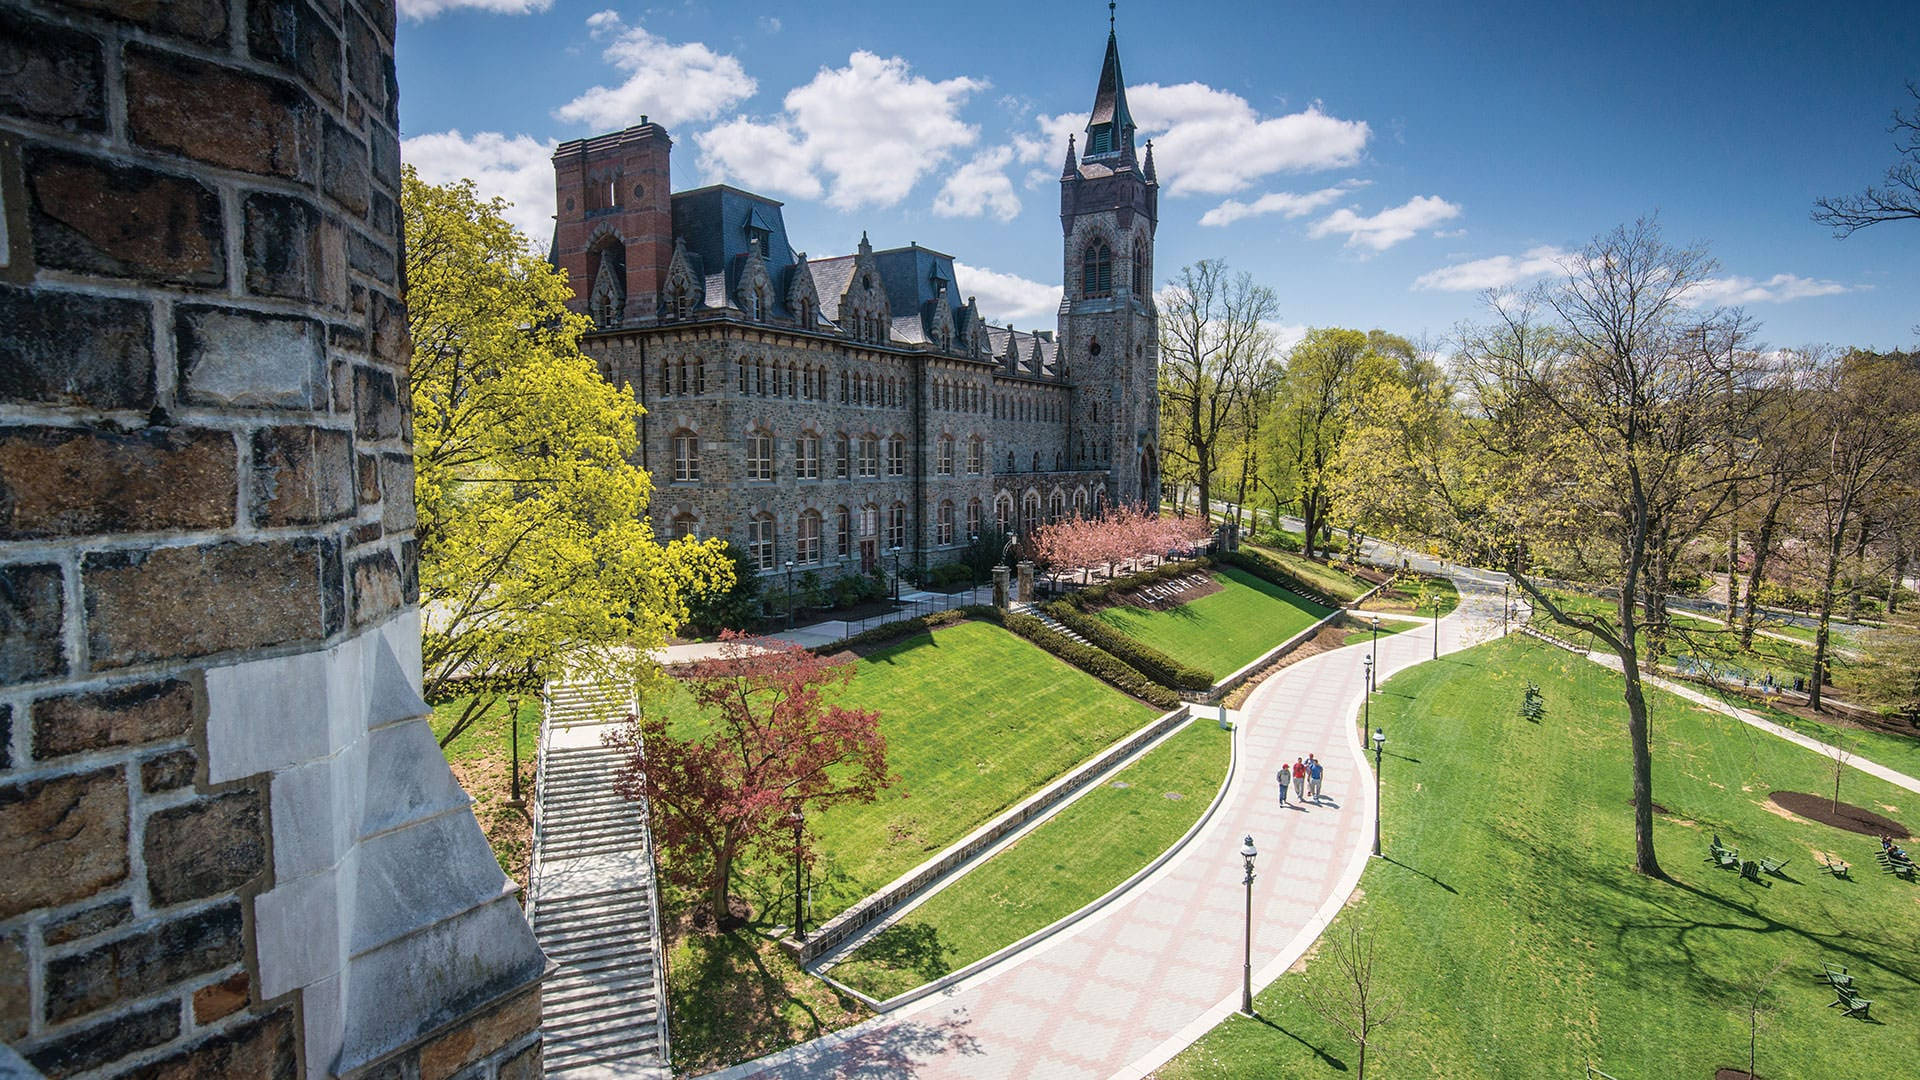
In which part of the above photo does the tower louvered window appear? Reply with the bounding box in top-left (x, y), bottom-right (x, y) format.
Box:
top-left (1082, 241), bottom-right (1113, 298)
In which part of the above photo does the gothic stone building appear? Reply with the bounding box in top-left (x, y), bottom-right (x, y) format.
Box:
top-left (553, 28), bottom-right (1160, 578)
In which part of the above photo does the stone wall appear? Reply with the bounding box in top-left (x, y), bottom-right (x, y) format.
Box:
top-left (0, 2), bottom-right (544, 1076)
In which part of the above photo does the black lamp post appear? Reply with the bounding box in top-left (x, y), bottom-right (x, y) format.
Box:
top-left (790, 805), bottom-right (807, 940)
top-left (1363, 655), bottom-right (1373, 728)
top-left (1431, 593), bottom-right (1439, 660)
top-left (1239, 834), bottom-right (1258, 1016)
top-left (785, 559), bottom-right (795, 629)
top-left (1503, 580), bottom-right (1510, 636)
top-left (969, 532), bottom-right (978, 599)
top-left (1369, 616), bottom-right (1380, 692)
top-left (1371, 728), bottom-right (1387, 857)
top-left (891, 548), bottom-right (900, 602)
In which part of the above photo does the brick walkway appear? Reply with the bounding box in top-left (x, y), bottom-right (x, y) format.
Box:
top-left (702, 576), bottom-right (1503, 1080)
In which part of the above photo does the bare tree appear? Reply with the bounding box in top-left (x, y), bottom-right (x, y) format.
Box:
top-left (1813, 82), bottom-right (1920, 236)
top-left (1800, 349), bottom-right (1919, 711)
top-left (1302, 923), bottom-right (1400, 1080)
top-left (1459, 219), bottom-right (1747, 878)
top-left (1737, 347), bottom-right (1828, 648)
top-left (1158, 260), bottom-right (1281, 527)
top-left (1737, 958), bottom-right (1790, 1080)
top-left (1830, 734), bottom-right (1855, 816)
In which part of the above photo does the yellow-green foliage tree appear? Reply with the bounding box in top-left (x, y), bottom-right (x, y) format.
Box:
top-left (404, 168), bottom-right (732, 745)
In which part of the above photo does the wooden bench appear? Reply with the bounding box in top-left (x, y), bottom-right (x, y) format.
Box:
top-left (1829, 984), bottom-right (1872, 1019)
top-left (1817, 853), bottom-right (1851, 879)
top-left (1816, 962), bottom-right (1853, 991)
top-left (1878, 852), bottom-right (1917, 880)
top-left (1755, 855), bottom-right (1789, 876)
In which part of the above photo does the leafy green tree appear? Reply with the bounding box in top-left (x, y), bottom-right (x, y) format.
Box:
top-left (1274, 328), bottom-right (1396, 558)
top-left (405, 168), bottom-right (731, 746)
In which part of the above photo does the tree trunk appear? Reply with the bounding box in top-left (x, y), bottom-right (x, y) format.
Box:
top-left (1618, 563), bottom-right (1664, 879)
top-left (710, 837), bottom-right (738, 925)
top-left (1892, 543), bottom-right (1907, 616)
top-left (1740, 493), bottom-right (1786, 649)
top-left (1725, 503), bottom-right (1739, 629)
top-left (1809, 521), bottom-right (1847, 712)
top-left (1845, 517), bottom-right (1871, 624)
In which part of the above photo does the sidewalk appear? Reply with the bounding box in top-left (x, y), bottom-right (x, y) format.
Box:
top-left (699, 577), bottom-right (1503, 1080)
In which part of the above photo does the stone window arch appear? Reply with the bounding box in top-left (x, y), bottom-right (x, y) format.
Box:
top-left (748, 511), bottom-right (775, 570)
top-left (1132, 235), bottom-right (1148, 295)
top-left (672, 512), bottom-right (698, 539)
top-left (937, 500), bottom-right (955, 545)
top-left (1082, 239), bottom-right (1113, 298)
top-left (860, 503), bottom-right (880, 539)
top-left (968, 436), bottom-right (984, 475)
top-left (796, 431), bottom-right (821, 480)
top-left (1021, 489), bottom-right (1041, 535)
top-left (937, 435), bottom-right (955, 476)
top-left (887, 502), bottom-right (907, 549)
top-left (834, 432), bottom-right (851, 479)
top-left (1049, 487), bottom-right (1066, 522)
top-left (887, 434), bottom-right (907, 477)
top-left (672, 429), bottom-right (699, 482)
top-left (858, 433), bottom-right (879, 477)
top-left (797, 509), bottom-right (822, 563)
top-left (994, 492), bottom-right (1013, 533)
top-left (746, 427), bottom-right (774, 482)
top-left (836, 505), bottom-right (852, 557)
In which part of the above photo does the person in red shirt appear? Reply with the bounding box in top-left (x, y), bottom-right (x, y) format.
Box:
top-left (1292, 758), bottom-right (1307, 802)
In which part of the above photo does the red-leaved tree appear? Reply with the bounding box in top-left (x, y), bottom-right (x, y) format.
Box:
top-left (609, 633), bottom-right (895, 927)
top-left (1033, 505), bottom-right (1217, 584)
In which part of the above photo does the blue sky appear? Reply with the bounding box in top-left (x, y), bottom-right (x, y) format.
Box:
top-left (396, 0), bottom-right (1918, 351)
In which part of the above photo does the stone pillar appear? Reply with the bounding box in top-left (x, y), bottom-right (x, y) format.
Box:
top-left (0, 3), bottom-right (544, 1077)
top-left (993, 565), bottom-right (1011, 609)
top-left (1017, 561), bottom-right (1036, 603)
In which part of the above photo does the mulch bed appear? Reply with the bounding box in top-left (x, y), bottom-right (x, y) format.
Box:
top-left (1714, 1070), bottom-right (1760, 1080)
top-left (1768, 791), bottom-right (1909, 838)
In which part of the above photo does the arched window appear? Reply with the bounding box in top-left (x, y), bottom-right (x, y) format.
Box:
top-left (861, 503), bottom-right (879, 539)
top-left (840, 371), bottom-right (850, 404)
top-left (1022, 490), bottom-right (1041, 535)
top-left (658, 359), bottom-right (671, 396)
top-left (887, 502), bottom-right (907, 549)
top-left (797, 510), bottom-right (822, 563)
top-left (672, 429), bottom-right (699, 482)
top-left (796, 431), bottom-right (820, 480)
top-left (967, 498), bottom-right (982, 539)
top-left (749, 512), bottom-right (775, 570)
top-left (1054, 451), bottom-right (1064, 471)
top-left (788, 361), bottom-right (798, 397)
top-left (968, 436), bottom-right (984, 475)
top-left (1073, 487), bottom-right (1087, 517)
top-left (694, 359), bottom-right (706, 394)
top-left (994, 493), bottom-right (1012, 533)
top-left (1007, 450), bottom-right (1016, 472)
top-left (676, 359), bottom-right (689, 395)
top-left (834, 433), bottom-right (851, 479)
top-left (858, 434), bottom-right (879, 477)
top-left (937, 435), bottom-right (955, 476)
top-left (836, 506), bottom-right (852, 557)
top-left (1031, 451), bottom-right (1040, 472)
top-left (746, 428), bottom-right (774, 481)
top-left (887, 435), bottom-right (907, 477)
top-left (1132, 235), bottom-right (1148, 295)
top-left (1050, 489), bottom-right (1065, 522)
top-left (672, 513), bottom-right (698, 539)
top-left (937, 500), bottom-right (955, 545)
top-left (1082, 240), bottom-right (1113, 298)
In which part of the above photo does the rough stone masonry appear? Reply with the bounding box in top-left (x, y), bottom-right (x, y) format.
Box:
top-left (0, 2), bottom-right (547, 1077)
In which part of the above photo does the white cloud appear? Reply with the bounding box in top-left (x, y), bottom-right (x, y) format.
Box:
top-left (1199, 181), bottom-right (1366, 227)
top-left (555, 16), bottom-right (756, 130)
top-left (696, 52), bottom-right (985, 211)
top-left (401, 130), bottom-right (557, 241)
top-left (758, 15), bottom-right (782, 33)
top-left (933, 147), bottom-right (1022, 222)
top-left (1412, 245), bottom-right (1570, 292)
top-left (1264, 321), bottom-right (1310, 353)
top-left (399, 0), bottom-right (551, 19)
top-left (1309, 195), bottom-right (1461, 252)
top-left (1687, 273), bottom-right (1854, 306)
top-left (954, 262), bottom-right (1061, 326)
top-left (1021, 83), bottom-right (1368, 198)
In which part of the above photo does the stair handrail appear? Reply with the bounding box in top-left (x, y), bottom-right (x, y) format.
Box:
top-left (525, 675), bottom-right (557, 931)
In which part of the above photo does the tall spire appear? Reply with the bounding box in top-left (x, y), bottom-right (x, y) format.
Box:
top-left (1084, 5), bottom-right (1135, 161)
top-left (1062, 133), bottom-right (1078, 179)
top-left (1143, 139), bottom-right (1157, 184)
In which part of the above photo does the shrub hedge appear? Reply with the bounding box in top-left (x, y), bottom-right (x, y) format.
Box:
top-left (1043, 602), bottom-right (1215, 690)
top-left (998, 611), bottom-right (1183, 710)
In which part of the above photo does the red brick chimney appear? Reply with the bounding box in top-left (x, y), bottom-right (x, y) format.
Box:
top-left (552, 121), bottom-right (673, 325)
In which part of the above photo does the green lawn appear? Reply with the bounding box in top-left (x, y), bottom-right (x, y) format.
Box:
top-left (1090, 568), bottom-right (1333, 676)
top-left (826, 719), bottom-right (1231, 1000)
top-left (1366, 573), bottom-right (1460, 618)
top-left (1341, 617), bottom-right (1422, 648)
top-left (643, 619), bottom-right (1160, 923)
top-left (1242, 543), bottom-right (1373, 603)
top-left (1159, 635), bottom-right (1920, 1080)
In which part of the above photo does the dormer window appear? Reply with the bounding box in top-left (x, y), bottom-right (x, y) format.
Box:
top-left (747, 228), bottom-right (771, 258)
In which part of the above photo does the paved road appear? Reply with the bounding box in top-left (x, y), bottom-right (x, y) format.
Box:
top-left (702, 573), bottom-right (1506, 1080)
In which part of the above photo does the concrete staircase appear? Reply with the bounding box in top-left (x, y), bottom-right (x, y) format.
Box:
top-left (1010, 601), bottom-right (1091, 646)
top-left (531, 678), bottom-right (670, 1079)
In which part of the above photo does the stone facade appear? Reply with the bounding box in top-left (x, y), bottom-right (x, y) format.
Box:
top-left (0, 2), bottom-right (545, 1077)
top-left (558, 27), bottom-right (1161, 579)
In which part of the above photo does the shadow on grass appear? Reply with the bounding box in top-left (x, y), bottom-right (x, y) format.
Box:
top-left (1382, 854), bottom-right (1458, 895)
top-left (1252, 1014), bottom-right (1348, 1071)
top-left (846, 921), bottom-right (958, 985)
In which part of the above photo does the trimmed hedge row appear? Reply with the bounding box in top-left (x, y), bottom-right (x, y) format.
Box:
top-left (1062, 557), bottom-right (1213, 612)
top-left (997, 611), bottom-right (1183, 710)
top-left (1218, 548), bottom-right (1333, 604)
top-left (1043, 602), bottom-right (1215, 690)
top-left (814, 607), bottom-right (979, 654)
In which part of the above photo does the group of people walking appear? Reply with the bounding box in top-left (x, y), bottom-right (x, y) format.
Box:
top-left (1278, 754), bottom-right (1324, 805)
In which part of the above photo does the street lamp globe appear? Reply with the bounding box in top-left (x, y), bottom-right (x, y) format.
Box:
top-left (1238, 833), bottom-right (1257, 1016)
top-left (1373, 728), bottom-right (1386, 752)
top-left (1241, 834), bottom-right (1257, 862)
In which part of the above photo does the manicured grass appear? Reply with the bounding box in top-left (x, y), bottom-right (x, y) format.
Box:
top-left (1243, 543), bottom-right (1373, 603)
top-left (1159, 635), bottom-right (1920, 1080)
top-left (1366, 573), bottom-right (1460, 618)
top-left (1531, 590), bottom-right (1859, 693)
top-left (1341, 618), bottom-right (1422, 648)
top-left (663, 924), bottom-right (868, 1076)
top-left (430, 695), bottom-right (541, 884)
top-left (1090, 568), bottom-right (1333, 675)
top-left (827, 719), bottom-right (1231, 1000)
top-left (642, 619), bottom-right (1161, 924)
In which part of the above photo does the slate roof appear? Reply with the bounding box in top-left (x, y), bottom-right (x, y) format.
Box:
top-left (983, 324), bottom-right (1060, 378)
top-left (808, 254), bottom-right (859, 322)
top-left (670, 185), bottom-right (797, 317)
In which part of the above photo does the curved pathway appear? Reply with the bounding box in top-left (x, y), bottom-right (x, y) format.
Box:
top-left (703, 574), bottom-right (1505, 1080)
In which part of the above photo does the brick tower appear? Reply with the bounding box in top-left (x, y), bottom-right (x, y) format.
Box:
top-left (1060, 16), bottom-right (1161, 510)
top-left (552, 121), bottom-right (675, 326)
